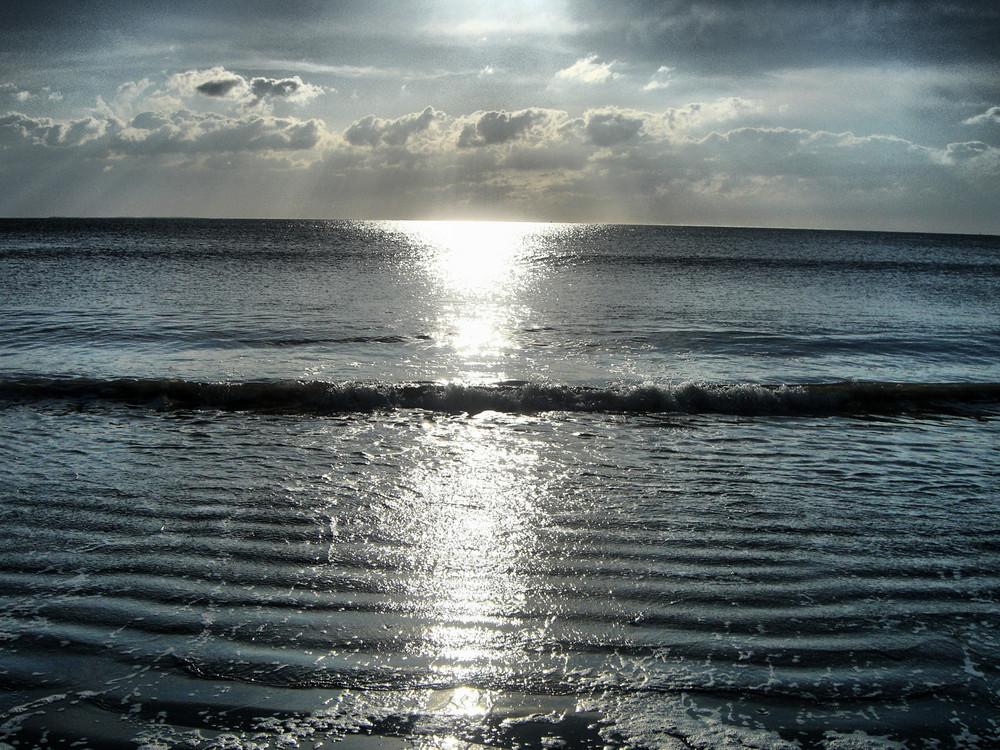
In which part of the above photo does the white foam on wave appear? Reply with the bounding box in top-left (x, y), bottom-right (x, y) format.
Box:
top-left (2, 376), bottom-right (998, 417)
top-left (580, 692), bottom-right (801, 750)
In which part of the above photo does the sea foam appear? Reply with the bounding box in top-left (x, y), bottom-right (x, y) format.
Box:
top-left (2, 376), bottom-right (997, 417)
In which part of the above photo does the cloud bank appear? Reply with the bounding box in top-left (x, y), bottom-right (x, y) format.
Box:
top-left (1, 58), bottom-right (998, 233)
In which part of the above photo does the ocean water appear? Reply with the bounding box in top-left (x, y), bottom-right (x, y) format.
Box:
top-left (0, 218), bottom-right (998, 749)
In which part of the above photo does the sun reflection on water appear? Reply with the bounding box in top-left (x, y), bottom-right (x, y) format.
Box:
top-left (396, 415), bottom-right (544, 688)
top-left (410, 220), bottom-right (541, 298)
top-left (400, 220), bottom-right (552, 381)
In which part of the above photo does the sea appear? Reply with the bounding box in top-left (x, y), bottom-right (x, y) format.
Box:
top-left (1, 218), bottom-right (998, 749)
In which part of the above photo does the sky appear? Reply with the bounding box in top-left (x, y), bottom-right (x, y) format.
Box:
top-left (1, 0), bottom-right (999, 233)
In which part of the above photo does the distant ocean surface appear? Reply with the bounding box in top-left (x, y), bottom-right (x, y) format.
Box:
top-left (1, 218), bottom-right (998, 749)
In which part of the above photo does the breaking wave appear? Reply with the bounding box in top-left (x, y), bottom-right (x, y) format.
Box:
top-left (2, 376), bottom-right (998, 417)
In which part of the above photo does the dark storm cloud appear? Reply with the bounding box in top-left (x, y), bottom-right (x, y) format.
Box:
top-left (568, 0), bottom-right (1000, 73)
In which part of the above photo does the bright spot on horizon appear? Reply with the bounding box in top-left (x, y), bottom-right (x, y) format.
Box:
top-left (408, 220), bottom-right (543, 298)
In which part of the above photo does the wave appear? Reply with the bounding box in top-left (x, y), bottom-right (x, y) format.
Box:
top-left (2, 376), bottom-right (998, 417)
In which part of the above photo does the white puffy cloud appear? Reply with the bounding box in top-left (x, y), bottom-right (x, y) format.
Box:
top-left (343, 107), bottom-right (445, 147)
top-left (456, 109), bottom-right (566, 148)
top-left (0, 112), bottom-right (109, 149)
top-left (164, 67), bottom-right (325, 110)
top-left (247, 76), bottom-right (325, 107)
top-left (167, 67), bottom-right (246, 100)
top-left (554, 55), bottom-right (620, 84)
top-left (0, 109), bottom-right (326, 156)
top-left (660, 98), bottom-right (759, 132)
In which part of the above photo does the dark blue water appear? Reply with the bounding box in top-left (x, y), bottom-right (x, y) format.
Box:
top-left (1, 219), bottom-right (998, 748)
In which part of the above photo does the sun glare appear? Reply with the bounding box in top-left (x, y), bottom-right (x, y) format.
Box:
top-left (400, 220), bottom-right (550, 382)
top-left (397, 417), bottom-right (543, 687)
top-left (424, 686), bottom-right (496, 718)
top-left (410, 220), bottom-right (540, 298)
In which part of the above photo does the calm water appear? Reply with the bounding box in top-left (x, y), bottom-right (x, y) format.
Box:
top-left (1, 219), bottom-right (999, 749)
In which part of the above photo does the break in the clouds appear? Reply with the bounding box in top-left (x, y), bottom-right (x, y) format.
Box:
top-left (1, 1), bottom-right (998, 232)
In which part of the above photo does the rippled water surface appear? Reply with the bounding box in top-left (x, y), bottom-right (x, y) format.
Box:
top-left (1, 220), bottom-right (999, 748)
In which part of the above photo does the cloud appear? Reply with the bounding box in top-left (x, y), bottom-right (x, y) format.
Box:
top-left (196, 77), bottom-right (244, 98)
top-left (944, 140), bottom-right (990, 160)
top-left (248, 76), bottom-right (325, 106)
top-left (942, 141), bottom-right (1000, 176)
top-left (165, 67), bottom-right (325, 110)
top-left (344, 106), bottom-right (445, 147)
top-left (456, 109), bottom-right (566, 148)
top-left (554, 55), bottom-right (619, 84)
top-left (963, 106), bottom-right (1000, 126)
top-left (3, 89), bottom-right (999, 232)
top-left (658, 98), bottom-right (758, 133)
top-left (2, 84), bottom-right (36, 102)
top-left (168, 67), bottom-right (246, 100)
top-left (643, 66), bottom-right (673, 91)
top-left (690, 128), bottom-right (927, 176)
top-left (0, 109), bottom-right (326, 157)
top-left (122, 112), bottom-right (327, 155)
top-left (567, 1), bottom-right (1000, 74)
top-left (571, 99), bottom-right (757, 147)
top-left (0, 111), bottom-right (112, 151)
top-left (583, 109), bottom-right (645, 146)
